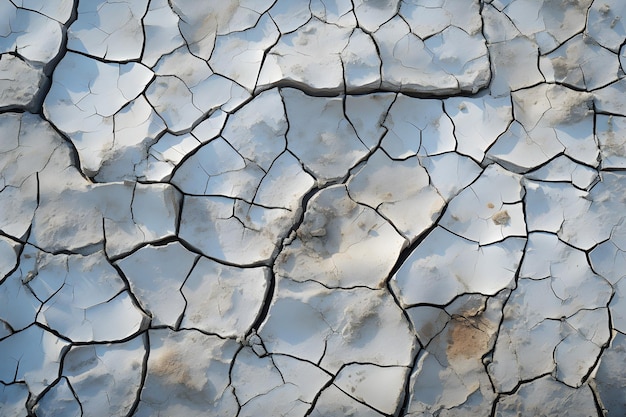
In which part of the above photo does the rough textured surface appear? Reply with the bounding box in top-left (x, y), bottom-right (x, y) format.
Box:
top-left (1, 0), bottom-right (625, 416)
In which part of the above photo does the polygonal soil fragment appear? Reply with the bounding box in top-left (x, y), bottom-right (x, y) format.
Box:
top-left (0, 1), bottom-right (68, 65)
top-left (494, 376), bottom-right (597, 416)
top-left (0, 325), bottom-right (69, 397)
top-left (488, 84), bottom-right (596, 172)
top-left (282, 88), bottom-right (370, 185)
top-left (43, 52), bottom-right (154, 176)
top-left (231, 348), bottom-right (331, 417)
top-left (0, 54), bottom-right (46, 111)
top-left (62, 335), bottom-right (147, 417)
top-left (0, 112), bottom-right (74, 241)
top-left (25, 247), bottom-right (149, 342)
top-left (67, 0), bottom-right (148, 61)
top-left (179, 195), bottom-right (297, 265)
top-left (439, 164), bottom-right (526, 245)
top-left (276, 185), bottom-right (406, 289)
top-left (593, 332), bottom-right (626, 415)
top-left (489, 235), bottom-right (612, 391)
top-left (32, 378), bottom-right (81, 417)
top-left (405, 293), bottom-right (506, 415)
top-left (117, 242), bottom-right (197, 327)
top-left (334, 363), bottom-right (408, 415)
top-left (310, 384), bottom-right (386, 417)
top-left (0, 383), bottom-right (30, 416)
top-left (180, 257), bottom-right (269, 338)
top-left (391, 226), bottom-right (524, 306)
top-left (540, 34), bottom-right (620, 90)
top-left (381, 95), bottom-right (455, 159)
top-left (348, 149), bottom-right (445, 240)
top-left (134, 328), bottom-right (239, 416)
top-left (259, 278), bottom-right (416, 374)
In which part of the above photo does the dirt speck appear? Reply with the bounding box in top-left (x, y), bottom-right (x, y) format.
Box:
top-left (599, 3), bottom-right (611, 15)
top-left (492, 210), bottom-right (510, 225)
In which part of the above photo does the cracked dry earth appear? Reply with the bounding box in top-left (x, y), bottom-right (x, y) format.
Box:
top-left (4, 1), bottom-right (626, 416)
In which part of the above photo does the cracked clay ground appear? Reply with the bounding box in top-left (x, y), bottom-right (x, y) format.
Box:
top-left (2, 0), bottom-right (626, 416)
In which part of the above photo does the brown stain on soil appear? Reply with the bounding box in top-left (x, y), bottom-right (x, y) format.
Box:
top-left (150, 347), bottom-right (203, 391)
top-left (446, 317), bottom-right (491, 361)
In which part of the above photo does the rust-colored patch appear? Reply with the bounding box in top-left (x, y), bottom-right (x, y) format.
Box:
top-left (446, 318), bottom-right (490, 361)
